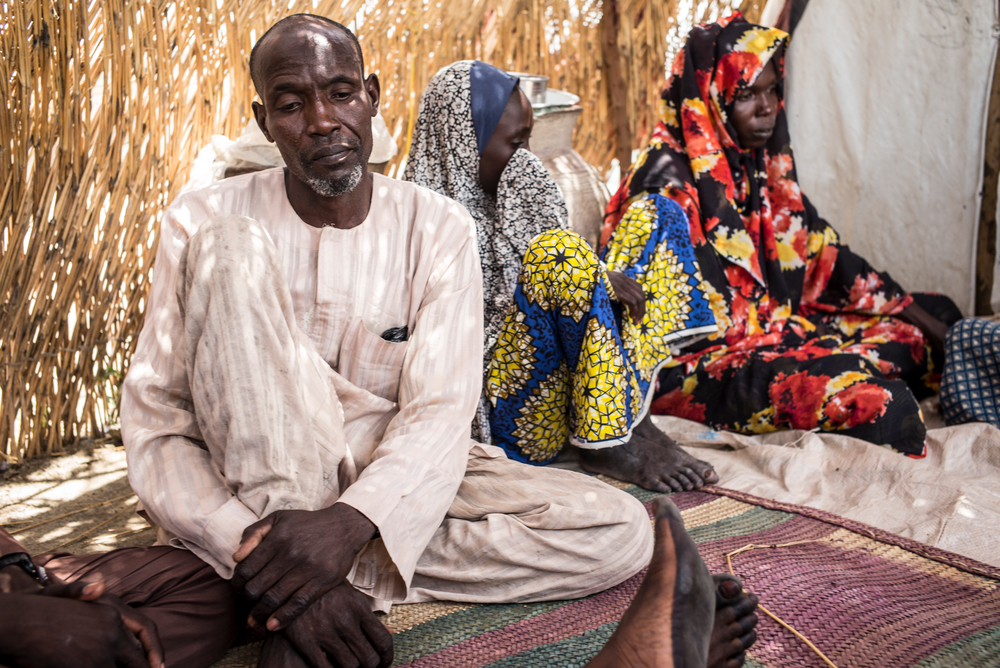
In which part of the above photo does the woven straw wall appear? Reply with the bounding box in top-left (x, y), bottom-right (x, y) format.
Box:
top-left (0, 0), bottom-right (761, 460)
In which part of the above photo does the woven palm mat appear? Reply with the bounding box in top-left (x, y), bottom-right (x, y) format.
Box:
top-left (211, 483), bottom-right (1000, 667)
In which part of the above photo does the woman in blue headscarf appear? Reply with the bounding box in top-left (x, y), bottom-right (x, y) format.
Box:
top-left (405, 61), bottom-right (718, 492)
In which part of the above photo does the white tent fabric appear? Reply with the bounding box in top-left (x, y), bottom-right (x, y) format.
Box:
top-left (783, 0), bottom-right (999, 316)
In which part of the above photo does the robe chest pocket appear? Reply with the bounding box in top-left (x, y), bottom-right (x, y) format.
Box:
top-left (339, 317), bottom-right (409, 402)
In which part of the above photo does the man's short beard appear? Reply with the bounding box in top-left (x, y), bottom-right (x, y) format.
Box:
top-left (302, 163), bottom-right (364, 198)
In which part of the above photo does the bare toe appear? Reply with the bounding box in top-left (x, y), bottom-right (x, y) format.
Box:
top-left (651, 495), bottom-right (678, 521)
top-left (661, 473), bottom-right (686, 492)
top-left (672, 471), bottom-right (695, 491)
top-left (708, 575), bottom-right (760, 668)
top-left (714, 574), bottom-right (744, 606)
top-left (679, 466), bottom-right (704, 489)
top-left (699, 462), bottom-right (720, 485)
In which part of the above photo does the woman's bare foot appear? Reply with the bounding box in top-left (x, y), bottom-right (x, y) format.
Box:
top-left (708, 575), bottom-right (759, 668)
top-left (584, 497), bottom-right (715, 668)
top-left (579, 416), bottom-right (719, 492)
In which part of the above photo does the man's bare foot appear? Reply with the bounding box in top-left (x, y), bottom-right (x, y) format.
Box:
top-left (584, 497), bottom-right (714, 668)
top-left (708, 575), bottom-right (759, 668)
top-left (579, 416), bottom-right (719, 492)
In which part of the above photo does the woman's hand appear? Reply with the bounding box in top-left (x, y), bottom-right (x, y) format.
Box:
top-left (606, 271), bottom-right (646, 325)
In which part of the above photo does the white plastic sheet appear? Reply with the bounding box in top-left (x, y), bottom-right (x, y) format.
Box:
top-left (785, 0), bottom-right (999, 315)
top-left (653, 413), bottom-right (1000, 568)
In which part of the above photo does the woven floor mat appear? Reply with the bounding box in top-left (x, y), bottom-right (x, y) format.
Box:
top-left (211, 484), bottom-right (1000, 667)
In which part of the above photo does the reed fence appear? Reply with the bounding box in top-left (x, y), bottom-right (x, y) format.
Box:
top-left (0, 0), bottom-right (761, 460)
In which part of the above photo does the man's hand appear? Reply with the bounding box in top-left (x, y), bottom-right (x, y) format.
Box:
top-left (275, 582), bottom-right (393, 668)
top-left (606, 271), bottom-right (646, 325)
top-left (97, 591), bottom-right (166, 668)
top-left (0, 589), bottom-right (163, 668)
top-left (232, 502), bottom-right (377, 632)
top-left (1, 563), bottom-right (164, 668)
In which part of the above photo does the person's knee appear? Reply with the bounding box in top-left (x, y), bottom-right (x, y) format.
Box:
top-left (523, 230), bottom-right (595, 271)
top-left (601, 488), bottom-right (655, 576)
top-left (519, 230), bottom-right (603, 314)
top-left (518, 229), bottom-right (602, 309)
top-left (181, 215), bottom-right (280, 291)
top-left (945, 316), bottom-right (998, 351)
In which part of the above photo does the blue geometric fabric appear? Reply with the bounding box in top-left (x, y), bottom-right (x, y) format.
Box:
top-left (940, 318), bottom-right (1000, 427)
top-left (486, 195), bottom-right (717, 464)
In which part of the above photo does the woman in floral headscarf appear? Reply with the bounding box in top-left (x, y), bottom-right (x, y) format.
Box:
top-left (603, 14), bottom-right (959, 456)
top-left (405, 60), bottom-right (722, 492)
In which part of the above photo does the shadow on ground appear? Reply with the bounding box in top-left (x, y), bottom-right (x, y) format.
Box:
top-left (0, 438), bottom-right (155, 554)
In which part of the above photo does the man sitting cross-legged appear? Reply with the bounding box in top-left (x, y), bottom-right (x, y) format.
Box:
top-left (121, 14), bottom-right (756, 667)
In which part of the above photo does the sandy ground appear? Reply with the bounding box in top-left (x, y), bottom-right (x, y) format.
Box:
top-left (0, 437), bottom-right (156, 556)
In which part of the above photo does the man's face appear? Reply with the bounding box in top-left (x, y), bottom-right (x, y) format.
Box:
top-left (252, 23), bottom-right (379, 198)
top-left (730, 59), bottom-right (779, 150)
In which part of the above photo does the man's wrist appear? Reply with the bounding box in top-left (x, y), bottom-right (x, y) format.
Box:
top-left (326, 503), bottom-right (378, 550)
top-left (0, 566), bottom-right (42, 593)
top-left (0, 553), bottom-right (47, 584)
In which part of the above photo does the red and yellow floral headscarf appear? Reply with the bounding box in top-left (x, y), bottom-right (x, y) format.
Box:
top-left (604, 13), bottom-right (910, 348)
top-left (604, 14), bottom-right (791, 285)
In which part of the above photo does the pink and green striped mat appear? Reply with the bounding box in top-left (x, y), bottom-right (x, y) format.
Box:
top-left (213, 483), bottom-right (1000, 667)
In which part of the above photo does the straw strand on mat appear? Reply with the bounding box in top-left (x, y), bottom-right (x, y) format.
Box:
top-left (726, 541), bottom-right (839, 668)
top-left (47, 498), bottom-right (138, 551)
